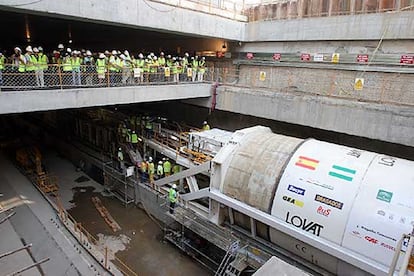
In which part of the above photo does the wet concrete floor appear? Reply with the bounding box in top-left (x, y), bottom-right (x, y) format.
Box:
top-left (68, 186), bottom-right (212, 276)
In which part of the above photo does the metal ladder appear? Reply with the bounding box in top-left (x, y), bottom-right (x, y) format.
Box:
top-left (215, 241), bottom-right (243, 276)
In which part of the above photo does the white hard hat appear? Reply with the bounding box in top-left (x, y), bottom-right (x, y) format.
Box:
top-left (117, 50), bottom-right (121, 55)
top-left (185, 52), bottom-right (189, 57)
top-left (33, 47), bottom-right (39, 53)
top-left (147, 55), bottom-right (151, 59)
top-left (105, 50), bottom-right (110, 55)
top-left (120, 54), bottom-right (126, 60)
top-left (160, 52), bottom-right (164, 56)
top-left (14, 47), bottom-right (22, 52)
top-left (158, 161), bottom-right (163, 164)
top-left (203, 121), bottom-right (207, 125)
top-left (119, 147), bottom-right (122, 150)
top-left (38, 46), bottom-right (43, 52)
top-left (58, 44), bottom-right (64, 49)
top-left (172, 184), bottom-right (177, 189)
top-left (138, 53), bottom-right (144, 59)
top-left (26, 46), bottom-right (33, 52)
top-left (153, 56), bottom-right (157, 60)
top-left (86, 50), bottom-right (92, 56)
top-left (124, 50), bottom-right (129, 56)
top-left (99, 53), bottom-right (105, 58)
top-left (149, 157), bottom-right (153, 162)
top-left (167, 55), bottom-right (171, 59)
top-left (202, 57), bottom-right (205, 60)
top-left (67, 48), bottom-right (72, 53)
top-left (112, 50), bottom-right (117, 55)
top-left (150, 52), bottom-right (154, 56)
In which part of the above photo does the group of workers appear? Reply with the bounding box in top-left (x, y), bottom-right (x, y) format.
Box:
top-left (1, 44), bottom-right (208, 88)
top-left (115, 116), bottom-right (211, 214)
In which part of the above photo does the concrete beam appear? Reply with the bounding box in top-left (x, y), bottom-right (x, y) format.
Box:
top-left (0, 84), bottom-right (211, 114)
top-left (188, 86), bottom-right (414, 147)
top-left (245, 11), bottom-right (414, 42)
top-left (0, 0), bottom-right (245, 40)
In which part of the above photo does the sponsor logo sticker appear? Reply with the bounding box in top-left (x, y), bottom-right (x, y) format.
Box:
top-left (287, 185), bottom-right (305, 196)
top-left (295, 156), bottom-right (319, 170)
top-left (283, 195), bottom-right (304, 207)
top-left (315, 194), bottom-right (343, 210)
top-left (376, 189), bottom-right (393, 203)
top-left (328, 164), bottom-right (356, 182)
top-left (316, 205), bottom-right (331, 217)
top-left (285, 212), bottom-right (323, 236)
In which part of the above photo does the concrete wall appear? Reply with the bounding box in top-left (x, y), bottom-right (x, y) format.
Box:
top-left (245, 11), bottom-right (414, 41)
top-left (1, 0), bottom-right (245, 40)
top-left (0, 84), bottom-right (211, 114)
top-left (236, 65), bottom-right (414, 106)
top-left (190, 86), bottom-right (414, 147)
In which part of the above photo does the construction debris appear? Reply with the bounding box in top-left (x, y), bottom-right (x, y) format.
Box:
top-left (91, 197), bottom-right (121, 232)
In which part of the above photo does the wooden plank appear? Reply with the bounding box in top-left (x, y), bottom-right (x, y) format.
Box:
top-left (91, 197), bottom-right (121, 232)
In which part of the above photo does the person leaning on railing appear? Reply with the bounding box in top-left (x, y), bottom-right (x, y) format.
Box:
top-left (62, 51), bottom-right (72, 84)
top-left (83, 50), bottom-right (95, 86)
top-left (95, 53), bottom-right (106, 85)
top-left (25, 46), bottom-right (36, 86)
top-left (71, 50), bottom-right (82, 86)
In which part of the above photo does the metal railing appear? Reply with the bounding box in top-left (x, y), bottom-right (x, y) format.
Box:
top-left (0, 64), bottom-right (213, 90)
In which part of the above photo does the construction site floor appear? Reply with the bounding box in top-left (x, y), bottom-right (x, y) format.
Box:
top-left (42, 151), bottom-right (211, 276)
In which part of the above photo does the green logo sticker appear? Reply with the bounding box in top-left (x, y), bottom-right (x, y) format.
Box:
top-left (376, 189), bottom-right (393, 203)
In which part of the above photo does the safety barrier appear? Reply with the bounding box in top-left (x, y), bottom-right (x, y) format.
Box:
top-left (0, 64), bottom-right (213, 90)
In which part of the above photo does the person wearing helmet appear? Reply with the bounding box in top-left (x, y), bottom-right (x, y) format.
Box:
top-left (163, 158), bottom-right (172, 177)
top-left (83, 50), bottom-right (94, 86)
top-left (197, 56), bottom-right (206, 82)
top-left (117, 147), bottom-right (124, 172)
top-left (158, 52), bottom-right (166, 82)
top-left (202, 121), bottom-right (210, 131)
top-left (23, 46), bottom-right (36, 86)
top-left (168, 183), bottom-right (179, 214)
top-left (171, 57), bottom-right (180, 83)
top-left (109, 50), bottom-right (120, 85)
top-left (120, 54), bottom-right (132, 85)
top-left (14, 47), bottom-right (26, 75)
top-left (181, 53), bottom-right (190, 81)
top-left (133, 53), bottom-right (145, 83)
top-left (32, 47), bottom-right (43, 87)
top-left (96, 53), bottom-right (107, 84)
top-left (156, 160), bottom-right (164, 179)
top-left (71, 50), bottom-right (81, 86)
top-left (191, 56), bottom-right (199, 82)
top-left (147, 157), bottom-right (155, 187)
top-left (131, 130), bottom-right (138, 149)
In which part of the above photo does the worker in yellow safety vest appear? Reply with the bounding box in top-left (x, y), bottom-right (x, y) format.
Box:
top-left (96, 53), bottom-right (107, 84)
top-left (168, 184), bottom-right (178, 214)
top-left (25, 46), bottom-right (36, 86)
top-left (140, 158), bottom-right (148, 182)
top-left (131, 130), bottom-right (138, 150)
top-left (202, 121), bottom-right (210, 131)
top-left (191, 56), bottom-right (198, 82)
top-left (147, 157), bottom-right (155, 188)
top-left (71, 50), bottom-right (81, 85)
top-left (163, 158), bottom-right (172, 177)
